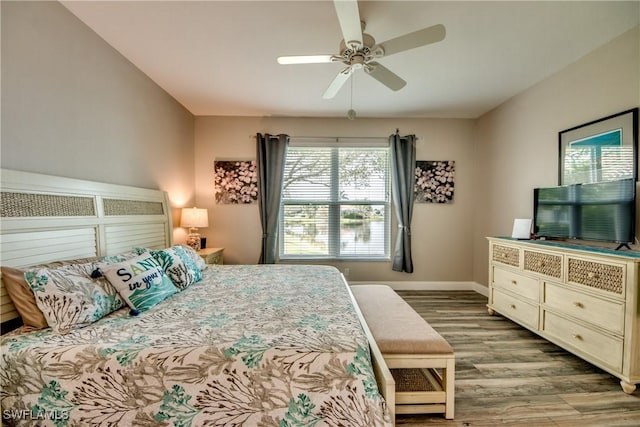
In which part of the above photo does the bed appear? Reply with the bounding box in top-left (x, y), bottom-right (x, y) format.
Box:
top-left (0, 169), bottom-right (393, 426)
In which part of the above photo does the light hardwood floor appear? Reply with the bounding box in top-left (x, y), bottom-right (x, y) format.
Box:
top-left (393, 291), bottom-right (640, 426)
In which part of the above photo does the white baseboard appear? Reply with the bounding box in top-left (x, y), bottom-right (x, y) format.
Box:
top-left (472, 282), bottom-right (489, 297)
top-left (349, 280), bottom-right (489, 297)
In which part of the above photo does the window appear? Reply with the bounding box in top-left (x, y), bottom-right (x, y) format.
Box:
top-left (279, 142), bottom-right (390, 260)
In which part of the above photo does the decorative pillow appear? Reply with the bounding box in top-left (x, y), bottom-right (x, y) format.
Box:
top-left (179, 244), bottom-right (207, 271)
top-left (24, 262), bottom-right (125, 334)
top-left (2, 266), bottom-right (50, 329)
top-left (150, 246), bottom-right (202, 290)
top-left (100, 253), bottom-right (177, 312)
top-left (1, 252), bottom-right (141, 330)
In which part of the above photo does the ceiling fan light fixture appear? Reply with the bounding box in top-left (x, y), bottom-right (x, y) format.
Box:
top-left (351, 54), bottom-right (365, 69)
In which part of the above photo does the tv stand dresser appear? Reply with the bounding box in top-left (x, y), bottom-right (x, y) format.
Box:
top-left (487, 237), bottom-right (639, 393)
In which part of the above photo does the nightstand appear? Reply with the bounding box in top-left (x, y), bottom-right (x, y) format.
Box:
top-left (197, 247), bottom-right (224, 265)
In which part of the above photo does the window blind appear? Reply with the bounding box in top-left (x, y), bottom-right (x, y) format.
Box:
top-left (279, 145), bottom-right (390, 260)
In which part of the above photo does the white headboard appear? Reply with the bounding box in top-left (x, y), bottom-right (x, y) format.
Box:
top-left (0, 168), bottom-right (173, 326)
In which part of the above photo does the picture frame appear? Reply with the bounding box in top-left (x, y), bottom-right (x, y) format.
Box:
top-left (559, 108), bottom-right (638, 185)
top-left (213, 159), bottom-right (258, 204)
top-left (414, 160), bottom-right (455, 203)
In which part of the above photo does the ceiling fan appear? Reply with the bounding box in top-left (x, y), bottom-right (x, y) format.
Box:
top-left (277, 0), bottom-right (446, 99)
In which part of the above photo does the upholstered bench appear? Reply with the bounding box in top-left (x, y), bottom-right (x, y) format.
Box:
top-left (351, 284), bottom-right (455, 420)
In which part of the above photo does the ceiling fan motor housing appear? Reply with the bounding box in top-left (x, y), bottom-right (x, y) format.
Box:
top-left (339, 33), bottom-right (381, 66)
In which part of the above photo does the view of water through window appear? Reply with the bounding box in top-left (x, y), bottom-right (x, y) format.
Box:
top-left (280, 145), bottom-right (390, 259)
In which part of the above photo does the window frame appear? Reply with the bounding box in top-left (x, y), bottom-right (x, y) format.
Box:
top-left (278, 140), bottom-right (391, 261)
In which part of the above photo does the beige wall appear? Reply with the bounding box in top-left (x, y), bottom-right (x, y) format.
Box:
top-left (1, 1), bottom-right (195, 227)
top-left (473, 26), bottom-right (640, 288)
top-left (194, 27), bottom-right (639, 285)
top-left (195, 116), bottom-right (476, 283)
top-left (2, 2), bottom-right (637, 287)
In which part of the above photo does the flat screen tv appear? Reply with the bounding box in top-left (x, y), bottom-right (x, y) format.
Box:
top-left (533, 178), bottom-right (636, 249)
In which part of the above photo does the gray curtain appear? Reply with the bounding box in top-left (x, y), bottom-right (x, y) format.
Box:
top-left (257, 133), bottom-right (289, 264)
top-left (390, 133), bottom-right (416, 272)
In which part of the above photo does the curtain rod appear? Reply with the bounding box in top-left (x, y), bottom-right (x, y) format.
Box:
top-left (290, 136), bottom-right (386, 141)
top-left (288, 136), bottom-right (418, 141)
top-left (253, 135), bottom-right (418, 141)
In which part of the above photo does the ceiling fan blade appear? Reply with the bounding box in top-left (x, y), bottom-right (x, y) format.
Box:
top-left (365, 62), bottom-right (406, 91)
top-left (334, 0), bottom-right (363, 48)
top-left (323, 67), bottom-right (352, 99)
top-left (378, 24), bottom-right (446, 57)
top-left (277, 55), bottom-right (336, 65)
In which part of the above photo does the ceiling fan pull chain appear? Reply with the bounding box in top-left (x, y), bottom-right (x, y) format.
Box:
top-left (347, 73), bottom-right (356, 120)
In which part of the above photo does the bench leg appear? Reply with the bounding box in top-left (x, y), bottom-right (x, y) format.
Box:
top-left (444, 358), bottom-right (455, 419)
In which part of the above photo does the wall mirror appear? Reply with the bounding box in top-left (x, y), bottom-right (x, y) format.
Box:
top-left (559, 108), bottom-right (638, 185)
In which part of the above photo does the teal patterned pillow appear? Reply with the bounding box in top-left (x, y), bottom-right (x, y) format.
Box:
top-left (179, 244), bottom-right (207, 271)
top-left (101, 253), bottom-right (178, 312)
top-left (150, 246), bottom-right (202, 290)
top-left (24, 263), bottom-right (124, 334)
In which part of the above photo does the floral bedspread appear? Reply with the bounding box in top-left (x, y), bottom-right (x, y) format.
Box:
top-left (1, 265), bottom-right (390, 426)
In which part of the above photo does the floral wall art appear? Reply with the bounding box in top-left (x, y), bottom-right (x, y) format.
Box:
top-left (213, 160), bottom-right (258, 204)
top-left (414, 160), bottom-right (455, 203)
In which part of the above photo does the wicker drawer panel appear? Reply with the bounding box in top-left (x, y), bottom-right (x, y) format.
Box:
top-left (567, 258), bottom-right (625, 295)
top-left (524, 250), bottom-right (562, 278)
top-left (492, 244), bottom-right (520, 267)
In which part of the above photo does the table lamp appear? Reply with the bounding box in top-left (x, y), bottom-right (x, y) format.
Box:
top-left (180, 207), bottom-right (209, 251)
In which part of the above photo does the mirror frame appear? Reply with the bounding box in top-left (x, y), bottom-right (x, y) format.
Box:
top-left (559, 108), bottom-right (638, 185)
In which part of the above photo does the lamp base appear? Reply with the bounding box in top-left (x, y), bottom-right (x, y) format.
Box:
top-left (186, 233), bottom-right (201, 252)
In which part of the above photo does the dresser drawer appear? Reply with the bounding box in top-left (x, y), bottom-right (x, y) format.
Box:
top-left (543, 283), bottom-right (624, 335)
top-left (487, 237), bottom-right (640, 393)
top-left (524, 250), bottom-right (562, 279)
top-left (492, 244), bottom-right (521, 267)
top-left (567, 257), bottom-right (625, 296)
top-left (542, 310), bottom-right (623, 372)
top-left (492, 289), bottom-right (538, 330)
top-left (492, 266), bottom-right (539, 302)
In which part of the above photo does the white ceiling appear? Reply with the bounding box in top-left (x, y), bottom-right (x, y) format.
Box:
top-left (61, 1), bottom-right (639, 119)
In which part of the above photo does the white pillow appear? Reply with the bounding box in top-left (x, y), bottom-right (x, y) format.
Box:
top-left (100, 253), bottom-right (177, 312)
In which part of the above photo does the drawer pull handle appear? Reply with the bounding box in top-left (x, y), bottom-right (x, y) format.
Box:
top-left (587, 272), bottom-right (600, 280)
top-left (501, 253), bottom-right (507, 258)
top-left (537, 261), bottom-right (544, 268)
top-left (511, 280), bottom-right (517, 285)
top-left (510, 304), bottom-right (516, 309)
top-left (573, 334), bottom-right (583, 341)
top-left (573, 301), bottom-right (584, 309)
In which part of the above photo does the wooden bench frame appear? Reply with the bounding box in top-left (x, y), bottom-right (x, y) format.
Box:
top-left (349, 284), bottom-right (455, 422)
top-left (345, 282), bottom-right (397, 424)
top-left (385, 353), bottom-right (455, 419)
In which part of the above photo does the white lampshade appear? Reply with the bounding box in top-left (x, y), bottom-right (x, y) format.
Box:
top-left (180, 207), bottom-right (209, 228)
